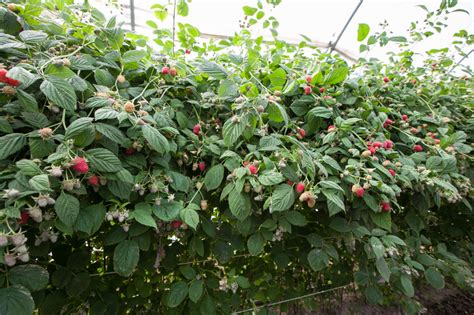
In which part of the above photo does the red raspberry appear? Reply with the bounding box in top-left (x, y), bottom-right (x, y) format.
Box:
top-left (413, 144), bottom-right (423, 152)
top-left (161, 66), bottom-right (170, 75)
top-left (247, 164), bottom-right (258, 175)
top-left (402, 114), bottom-right (408, 121)
top-left (383, 119), bottom-right (394, 128)
top-left (373, 141), bottom-right (383, 148)
top-left (434, 139), bottom-right (440, 144)
top-left (185, 49), bottom-right (191, 54)
top-left (389, 169), bottom-right (396, 177)
top-left (0, 69), bottom-right (7, 82)
top-left (383, 140), bottom-right (393, 149)
top-left (19, 212), bottom-right (30, 225)
top-left (411, 79), bottom-right (417, 85)
top-left (71, 157), bottom-right (89, 174)
top-left (88, 175), bottom-right (100, 186)
top-left (383, 77), bottom-right (390, 83)
top-left (410, 127), bottom-right (419, 134)
top-left (381, 202), bottom-right (391, 212)
top-left (6, 77), bottom-right (20, 86)
top-left (319, 87), bottom-right (325, 93)
top-left (124, 148), bottom-right (135, 155)
top-left (327, 125), bottom-right (335, 132)
top-left (193, 124), bottom-right (201, 135)
top-left (171, 220), bottom-right (182, 229)
top-left (198, 162), bottom-right (206, 172)
top-left (368, 146), bottom-right (377, 155)
top-left (296, 182), bottom-right (305, 194)
top-left (170, 68), bottom-right (177, 77)
top-left (304, 86), bottom-right (312, 95)
top-left (355, 187), bottom-right (365, 198)
top-left (297, 128), bottom-right (306, 139)
top-left (286, 180), bottom-right (294, 186)
top-left (305, 75), bottom-right (312, 83)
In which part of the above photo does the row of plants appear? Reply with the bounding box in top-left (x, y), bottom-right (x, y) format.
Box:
top-left (0, 0), bottom-right (472, 314)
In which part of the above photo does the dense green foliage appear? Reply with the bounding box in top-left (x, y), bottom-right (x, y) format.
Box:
top-left (0, 1), bottom-right (472, 314)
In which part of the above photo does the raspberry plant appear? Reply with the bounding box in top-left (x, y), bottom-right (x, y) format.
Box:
top-left (0, 1), bottom-right (472, 314)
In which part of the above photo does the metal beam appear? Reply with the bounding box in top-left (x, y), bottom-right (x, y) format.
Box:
top-left (129, 0), bottom-right (135, 31)
top-left (329, 0), bottom-right (364, 52)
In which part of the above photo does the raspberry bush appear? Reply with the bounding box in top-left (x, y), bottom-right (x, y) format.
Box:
top-left (0, 1), bottom-right (473, 314)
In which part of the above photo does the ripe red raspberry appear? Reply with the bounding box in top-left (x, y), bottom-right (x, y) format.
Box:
top-left (411, 79), bottom-right (417, 85)
top-left (193, 124), bottom-right (201, 135)
top-left (368, 146), bottom-right (377, 155)
top-left (247, 164), bottom-right (258, 175)
top-left (88, 175), bottom-right (100, 187)
top-left (383, 76), bottom-right (390, 83)
top-left (383, 119), bottom-right (394, 128)
top-left (198, 162), bottom-right (206, 172)
top-left (327, 125), bottom-right (335, 132)
top-left (170, 68), bottom-right (177, 77)
top-left (383, 140), bottom-right (393, 149)
top-left (185, 49), bottom-right (191, 54)
top-left (319, 87), bottom-right (325, 93)
top-left (373, 141), bottom-right (383, 149)
top-left (434, 139), bottom-right (440, 144)
top-left (19, 212), bottom-right (30, 225)
top-left (354, 187), bottom-right (365, 198)
top-left (303, 86), bottom-right (312, 95)
top-left (297, 128), bottom-right (306, 139)
top-left (124, 148), bottom-right (135, 155)
top-left (413, 144), bottom-right (423, 152)
top-left (410, 127), bottom-right (419, 134)
top-left (71, 157), bottom-right (89, 174)
top-left (296, 182), bottom-right (305, 194)
top-left (389, 169), bottom-right (396, 177)
top-left (6, 77), bottom-right (20, 86)
top-left (161, 66), bottom-right (170, 75)
top-left (286, 180), bottom-right (294, 186)
top-left (381, 202), bottom-right (391, 212)
top-left (171, 220), bottom-right (182, 229)
top-left (402, 114), bottom-right (408, 121)
top-left (0, 68), bottom-right (7, 82)
top-left (305, 75), bottom-right (312, 83)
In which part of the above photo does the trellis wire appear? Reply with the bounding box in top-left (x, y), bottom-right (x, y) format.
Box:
top-left (231, 283), bottom-right (353, 315)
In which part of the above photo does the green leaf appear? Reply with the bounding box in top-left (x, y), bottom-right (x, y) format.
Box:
top-left (40, 76), bottom-right (77, 111)
top-left (243, 6), bottom-right (258, 16)
top-left (122, 50), bottom-right (147, 64)
top-left (204, 165), bottom-right (224, 191)
top-left (167, 281), bottom-right (188, 308)
top-left (132, 203), bottom-right (157, 229)
top-left (198, 61), bottom-right (228, 79)
top-left (177, 0), bottom-right (189, 16)
top-left (268, 68), bottom-right (286, 88)
top-left (307, 249), bottom-right (330, 271)
top-left (271, 184), bottom-right (295, 212)
top-left (369, 237), bottom-right (384, 259)
top-left (258, 169), bottom-right (285, 186)
top-left (370, 212), bottom-right (392, 230)
top-left (55, 192), bottom-right (80, 227)
top-left (400, 274), bottom-right (414, 297)
top-left (9, 264), bottom-right (49, 292)
top-left (113, 240), bottom-right (140, 277)
top-left (75, 204), bottom-right (106, 235)
top-left (425, 267), bottom-right (445, 289)
top-left (236, 276), bottom-right (250, 288)
top-left (16, 159), bottom-right (42, 176)
top-left (322, 190), bottom-right (345, 216)
top-left (222, 117), bottom-right (245, 147)
top-left (29, 174), bottom-right (50, 191)
top-left (267, 102), bottom-right (289, 125)
top-left (142, 125), bottom-right (169, 155)
top-left (0, 133), bottom-right (26, 160)
top-left (19, 30), bottom-right (47, 42)
top-left (375, 258), bottom-right (391, 282)
top-left (247, 233), bottom-right (264, 256)
top-left (228, 188), bottom-right (252, 221)
top-left (64, 117), bottom-right (94, 140)
top-left (17, 90), bottom-right (39, 112)
top-left (188, 280), bottom-right (204, 303)
top-left (286, 211), bottom-right (307, 226)
top-left (357, 23), bottom-right (370, 41)
top-left (7, 67), bottom-right (38, 88)
top-left (94, 69), bottom-right (115, 87)
top-left (324, 66), bottom-right (349, 85)
top-left (95, 123), bottom-right (126, 146)
top-left (86, 148), bottom-right (122, 172)
top-left (0, 287), bottom-right (35, 315)
top-left (180, 207), bottom-right (199, 230)
top-left (307, 106), bottom-right (333, 119)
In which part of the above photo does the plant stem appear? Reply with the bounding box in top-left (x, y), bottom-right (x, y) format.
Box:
top-left (172, 0), bottom-right (177, 57)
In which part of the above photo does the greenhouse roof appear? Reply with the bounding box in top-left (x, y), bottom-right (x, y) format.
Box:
top-left (91, 0), bottom-right (473, 66)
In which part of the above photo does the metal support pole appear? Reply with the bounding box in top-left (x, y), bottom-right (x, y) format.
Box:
top-left (329, 0), bottom-right (364, 52)
top-left (129, 0), bottom-right (135, 31)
